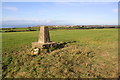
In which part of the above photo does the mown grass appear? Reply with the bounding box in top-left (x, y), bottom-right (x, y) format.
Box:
top-left (2, 29), bottom-right (118, 78)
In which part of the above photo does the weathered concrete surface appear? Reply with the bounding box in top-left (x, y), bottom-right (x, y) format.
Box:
top-left (32, 42), bottom-right (56, 48)
top-left (38, 26), bottom-right (50, 43)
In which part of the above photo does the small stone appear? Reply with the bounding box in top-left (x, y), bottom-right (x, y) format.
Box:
top-left (31, 48), bottom-right (39, 55)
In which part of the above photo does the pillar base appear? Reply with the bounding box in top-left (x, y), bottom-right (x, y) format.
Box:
top-left (32, 42), bottom-right (57, 48)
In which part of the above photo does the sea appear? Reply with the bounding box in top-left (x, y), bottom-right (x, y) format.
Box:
top-left (1, 25), bottom-right (39, 28)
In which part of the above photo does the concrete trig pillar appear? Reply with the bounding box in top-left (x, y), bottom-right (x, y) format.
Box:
top-left (32, 26), bottom-right (56, 49)
top-left (38, 26), bottom-right (50, 43)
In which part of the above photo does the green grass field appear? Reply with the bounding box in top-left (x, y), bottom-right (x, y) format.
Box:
top-left (2, 29), bottom-right (118, 78)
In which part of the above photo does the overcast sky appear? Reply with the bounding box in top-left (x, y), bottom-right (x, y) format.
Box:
top-left (2, 2), bottom-right (118, 27)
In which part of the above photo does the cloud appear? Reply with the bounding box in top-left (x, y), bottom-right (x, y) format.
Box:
top-left (3, 6), bottom-right (18, 11)
top-left (3, 17), bottom-right (40, 21)
top-left (2, 18), bottom-right (70, 25)
top-left (112, 8), bottom-right (118, 12)
top-left (112, 8), bottom-right (120, 13)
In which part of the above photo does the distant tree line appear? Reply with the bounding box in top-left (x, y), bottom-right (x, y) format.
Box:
top-left (1, 25), bottom-right (119, 32)
top-left (48, 25), bottom-right (119, 30)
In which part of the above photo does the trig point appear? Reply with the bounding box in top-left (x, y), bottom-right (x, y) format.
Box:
top-left (32, 26), bottom-right (56, 49)
top-left (38, 26), bottom-right (50, 43)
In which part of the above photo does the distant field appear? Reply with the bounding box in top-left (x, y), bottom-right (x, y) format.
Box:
top-left (2, 29), bottom-right (118, 78)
